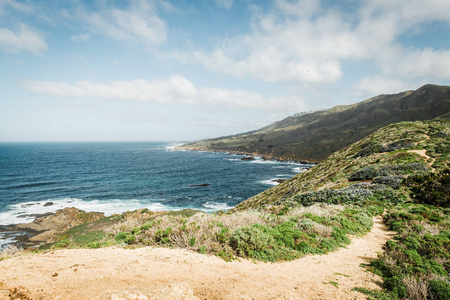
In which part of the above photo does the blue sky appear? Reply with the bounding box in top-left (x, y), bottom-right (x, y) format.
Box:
top-left (1, 0), bottom-right (450, 142)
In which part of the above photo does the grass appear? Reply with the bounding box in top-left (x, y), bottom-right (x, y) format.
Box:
top-left (104, 200), bottom-right (384, 262)
top-left (358, 202), bottom-right (450, 299)
top-left (37, 202), bottom-right (381, 262)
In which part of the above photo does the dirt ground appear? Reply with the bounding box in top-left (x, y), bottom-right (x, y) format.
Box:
top-left (0, 215), bottom-right (394, 300)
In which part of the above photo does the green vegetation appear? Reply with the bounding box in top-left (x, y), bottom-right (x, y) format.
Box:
top-left (403, 168), bottom-right (450, 207)
top-left (360, 202), bottom-right (450, 299)
top-left (102, 203), bottom-right (379, 262)
top-left (233, 119), bottom-right (450, 212)
top-left (348, 163), bottom-right (428, 181)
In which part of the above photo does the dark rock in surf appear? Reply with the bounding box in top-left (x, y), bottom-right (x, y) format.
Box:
top-left (272, 179), bottom-right (287, 184)
top-left (189, 184), bottom-right (210, 187)
top-left (241, 156), bottom-right (255, 161)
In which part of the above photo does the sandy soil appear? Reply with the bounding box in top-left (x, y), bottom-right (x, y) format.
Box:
top-left (408, 149), bottom-right (435, 172)
top-left (0, 216), bottom-right (394, 300)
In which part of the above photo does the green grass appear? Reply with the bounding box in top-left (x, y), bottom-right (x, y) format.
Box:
top-left (358, 203), bottom-right (450, 299)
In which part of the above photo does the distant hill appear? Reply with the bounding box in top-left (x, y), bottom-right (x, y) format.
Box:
top-left (181, 84), bottom-right (450, 162)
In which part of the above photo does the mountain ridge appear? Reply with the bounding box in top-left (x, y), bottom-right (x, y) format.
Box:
top-left (181, 84), bottom-right (450, 162)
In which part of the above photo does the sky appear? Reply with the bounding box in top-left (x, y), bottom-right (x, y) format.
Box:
top-left (1, 0), bottom-right (450, 142)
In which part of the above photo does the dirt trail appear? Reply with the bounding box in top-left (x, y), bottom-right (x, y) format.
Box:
top-left (408, 149), bottom-right (435, 172)
top-left (0, 216), bottom-right (394, 300)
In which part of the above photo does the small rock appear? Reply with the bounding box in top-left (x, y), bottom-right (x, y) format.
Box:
top-left (44, 202), bottom-right (54, 207)
top-left (241, 156), bottom-right (255, 161)
top-left (51, 272), bottom-right (58, 277)
top-left (272, 179), bottom-right (286, 184)
top-left (189, 183), bottom-right (210, 187)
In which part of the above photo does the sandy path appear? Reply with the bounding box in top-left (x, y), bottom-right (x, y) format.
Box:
top-left (0, 216), bottom-right (394, 300)
top-left (408, 149), bottom-right (435, 172)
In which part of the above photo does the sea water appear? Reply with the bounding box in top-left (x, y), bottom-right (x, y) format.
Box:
top-left (0, 142), bottom-right (311, 247)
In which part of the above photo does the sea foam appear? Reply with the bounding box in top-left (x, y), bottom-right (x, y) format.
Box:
top-left (0, 197), bottom-right (175, 226)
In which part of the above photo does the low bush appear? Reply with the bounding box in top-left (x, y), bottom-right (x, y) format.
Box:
top-left (349, 163), bottom-right (428, 181)
top-left (403, 168), bottom-right (450, 207)
top-left (354, 139), bottom-right (415, 158)
top-left (372, 176), bottom-right (404, 190)
top-left (283, 185), bottom-right (405, 207)
top-left (363, 203), bottom-right (450, 299)
top-left (428, 279), bottom-right (450, 300)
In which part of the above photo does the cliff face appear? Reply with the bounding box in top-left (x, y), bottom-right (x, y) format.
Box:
top-left (182, 84), bottom-right (450, 162)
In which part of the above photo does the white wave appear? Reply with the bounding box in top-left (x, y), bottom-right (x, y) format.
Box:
top-left (202, 201), bottom-right (234, 212)
top-left (226, 158), bottom-right (240, 161)
top-left (0, 197), bottom-right (174, 226)
top-left (259, 179), bottom-right (280, 186)
top-left (0, 234), bottom-right (18, 250)
top-left (292, 167), bottom-right (308, 173)
top-left (165, 143), bottom-right (184, 151)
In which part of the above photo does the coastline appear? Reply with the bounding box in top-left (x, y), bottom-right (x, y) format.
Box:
top-left (177, 144), bottom-right (319, 165)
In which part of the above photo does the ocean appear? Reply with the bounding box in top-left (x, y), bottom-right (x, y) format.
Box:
top-left (0, 142), bottom-right (311, 248)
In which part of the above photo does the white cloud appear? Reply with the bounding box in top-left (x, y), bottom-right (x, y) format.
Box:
top-left (362, 0), bottom-right (450, 26)
top-left (24, 75), bottom-right (304, 111)
top-left (382, 48), bottom-right (450, 79)
top-left (0, 0), bottom-right (34, 14)
top-left (214, 0), bottom-right (233, 10)
top-left (82, 1), bottom-right (167, 45)
top-left (182, 1), bottom-right (371, 83)
top-left (355, 76), bottom-right (412, 97)
top-left (176, 0), bottom-right (450, 85)
top-left (71, 33), bottom-right (91, 42)
top-left (0, 24), bottom-right (47, 55)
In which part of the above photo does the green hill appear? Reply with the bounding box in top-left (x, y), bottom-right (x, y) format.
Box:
top-left (181, 84), bottom-right (450, 162)
top-left (231, 119), bottom-right (450, 212)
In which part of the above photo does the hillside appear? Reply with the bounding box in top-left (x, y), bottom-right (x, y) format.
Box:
top-left (232, 119), bottom-right (450, 211)
top-left (181, 84), bottom-right (450, 162)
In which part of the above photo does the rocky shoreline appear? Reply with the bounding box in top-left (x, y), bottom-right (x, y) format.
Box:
top-left (177, 145), bottom-right (318, 165)
top-left (1, 208), bottom-right (105, 249)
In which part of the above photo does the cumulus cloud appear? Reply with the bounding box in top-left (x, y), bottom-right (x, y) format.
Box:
top-left (0, 0), bottom-right (34, 14)
top-left (81, 0), bottom-right (167, 45)
top-left (71, 33), bottom-right (91, 42)
top-left (355, 76), bottom-right (413, 97)
top-left (24, 75), bottom-right (304, 111)
top-left (179, 0), bottom-right (450, 85)
top-left (214, 0), bottom-right (233, 10)
top-left (0, 24), bottom-right (47, 55)
top-left (382, 49), bottom-right (450, 79)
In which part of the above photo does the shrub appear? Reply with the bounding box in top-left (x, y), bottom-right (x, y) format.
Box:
top-left (286, 185), bottom-right (404, 207)
top-left (428, 280), bottom-right (450, 300)
top-left (52, 239), bottom-right (72, 249)
top-left (403, 168), bottom-right (450, 207)
top-left (354, 142), bottom-right (384, 158)
top-left (353, 139), bottom-right (415, 158)
top-left (115, 232), bottom-right (128, 242)
top-left (229, 226), bottom-right (276, 258)
top-left (372, 176), bottom-right (404, 189)
top-left (366, 203), bottom-right (450, 299)
top-left (349, 163), bottom-right (428, 181)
